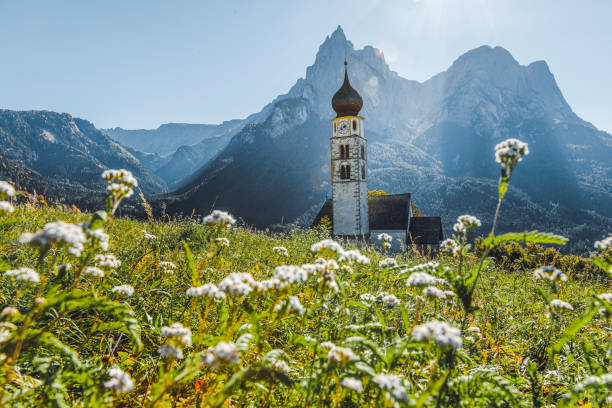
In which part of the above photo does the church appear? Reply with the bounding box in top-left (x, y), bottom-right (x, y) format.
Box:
top-left (312, 61), bottom-right (443, 253)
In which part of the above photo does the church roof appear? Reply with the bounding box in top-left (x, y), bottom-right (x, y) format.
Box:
top-left (311, 193), bottom-right (412, 230)
top-left (332, 61), bottom-right (363, 118)
top-left (408, 217), bottom-right (444, 245)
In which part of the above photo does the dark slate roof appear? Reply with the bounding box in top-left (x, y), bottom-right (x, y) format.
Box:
top-left (408, 217), bottom-right (444, 245)
top-left (368, 193), bottom-right (411, 230)
top-left (310, 194), bottom-right (412, 230)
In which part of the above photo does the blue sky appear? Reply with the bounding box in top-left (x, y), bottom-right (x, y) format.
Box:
top-left (1, 0), bottom-right (611, 132)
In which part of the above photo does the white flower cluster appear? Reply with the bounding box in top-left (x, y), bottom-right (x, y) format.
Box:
top-left (594, 236), bottom-right (612, 251)
top-left (186, 283), bottom-right (226, 299)
top-left (572, 374), bottom-right (612, 392)
top-left (203, 210), bottom-right (236, 227)
top-left (111, 285), bottom-right (134, 296)
top-left (20, 221), bottom-right (87, 257)
top-left (142, 230), bottom-right (157, 240)
top-left (218, 272), bottom-right (256, 296)
top-left (0, 201), bottom-right (14, 215)
top-left (494, 138), bottom-right (529, 167)
top-left (550, 299), bottom-right (574, 311)
top-left (379, 258), bottom-right (398, 268)
top-left (406, 272), bottom-right (438, 288)
top-left (104, 367), bottom-right (134, 393)
top-left (95, 253), bottom-right (121, 270)
top-left (341, 377), bottom-right (363, 392)
top-left (377, 233), bottom-right (392, 249)
top-left (402, 262), bottom-right (439, 274)
top-left (84, 266), bottom-right (105, 278)
top-left (270, 359), bottom-right (291, 373)
top-left (412, 320), bottom-right (463, 349)
top-left (326, 344), bottom-right (357, 364)
top-left (423, 286), bottom-right (447, 300)
top-left (3, 267), bottom-right (39, 283)
top-left (341, 265), bottom-right (353, 274)
top-left (382, 294), bottom-right (401, 307)
top-left (272, 265), bottom-right (311, 284)
top-left (159, 322), bottom-right (192, 359)
top-left (338, 249), bottom-right (371, 265)
top-left (372, 374), bottom-right (408, 401)
top-left (534, 266), bottom-right (567, 282)
top-left (597, 293), bottom-right (612, 303)
top-left (215, 237), bottom-right (230, 247)
top-left (440, 238), bottom-right (461, 256)
top-left (272, 246), bottom-right (289, 257)
top-left (311, 239), bottom-right (344, 254)
top-left (0, 181), bottom-right (15, 199)
top-left (85, 228), bottom-right (109, 251)
top-left (453, 215), bottom-right (481, 234)
top-left (102, 169), bottom-right (138, 199)
top-left (159, 261), bottom-right (176, 274)
top-left (202, 341), bottom-right (240, 369)
top-left (274, 295), bottom-right (305, 315)
top-left (310, 239), bottom-right (370, 264)
top-left (360, 293), bottom-right (376, 303)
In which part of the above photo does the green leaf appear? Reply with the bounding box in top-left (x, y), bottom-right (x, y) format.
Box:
top-left (482, 231), bottom-right (568, 247)
top-left (592, 257), bottom-right (612, 277)
top-left (551, 303), bottom-right (598, 355)
top-left (183, 242), bottom-right (197, 285)
top-left (87, 210), bottom-right (107, 231)
top-left (346, 300), bottom-right (371, 310)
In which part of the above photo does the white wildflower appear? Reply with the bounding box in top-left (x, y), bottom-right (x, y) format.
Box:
top-left (360, 293), bottom-right (376, 303)
top-left (443, 290), bottom-right (456, 299)
top-left (440, 238), bottom-right (460, 256)
top-left (311, 239), bottom-right (343, 254)
top-left (86, 228), bottom-right (109, 251)
top-left (597, 293), bottom-right (612, 303)
top-left (382, 294), bottom-right (401, 307)
top-left (161, 322), bottom-right (192, 347)
top-left (423, 286), bottom-right (446, 300)
top-left (372, 374), bottom-right (408, 401)
top-left (341, 377), bottom-right (363, 392)
top-left (270, 359), bottom-right (291, 373)
top-left (159, 261), bottom-right (176, 274)
top-left (102, 169), bottom-right (137, 198)
top-left (111, 285), bottom-right (134, 297)
top-left (403, 262), bottom-right (439, 274)
top-left (406, 272), bottom-right (438, 288)
top-left (142, 230), bottom-right (157, 240)
top-left (104, 367), bottom-right (134, 393)
top-left (186, 283), bottom-right (226, 299)
top-left (274, 296), bottom-right (305, 315)
top-left (215, 237), bottom-right (230, 247)
top-left (550, 299), bottom-right (574, 311)
top-left (3, 267), bottom-right (39, 283)
top-left (341, 265), bottom-right (353, 274)
top-left (467, 326), bottom-right (481, 334)
top-left (453, 215), bottom-right (481, 234)
top-left (494, 138), bottom-right (529, 166)
top-left (534, 266), bottom-right (567, 282)
top-left (95, 253), bottom-right (121, 270)
top-left (84, 266), bottom-right (104, 278)
top-left (379, 258), bottom-right (398, 268)
top-left (594, 236), bottom-right (612, 251)
top-left (20, 221), bottom-right (86, 257)
top-left (0, 181), bottom-right (15, 198)
top-left (327, 346), bottom-right (357, 364)
top-left (158, 344), bottom-right (183, 359)
top-left (273, 265), bottom-right (311, 284)
top-left (572, 374), bottom-right (612, 392)
top-left (0, 322), bottom-right (14, 344)
top-left (338, 249), bottom-right (370, 265)
top-left (378, 233), bottom-right (392, 249)
top-left (320, 341), bottom-right (336, 351)
top-left (202, 341), bottom-right (240, 369)
top-left (272, 246), bottom-right (289, 256)
top-left (1, 307), bottom-right (19, 317)
top-left (218, 272), bottom-right (255, 296)
top-left (0, 201), bottom-right (14, 214)
top-left (203, 210), bottom-right (236, 227)
top-left (412, 320), bottom-right (463, 349)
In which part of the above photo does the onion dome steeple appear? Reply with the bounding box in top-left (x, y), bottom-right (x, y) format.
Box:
top-left (332, 61), bottom-right (363, 118)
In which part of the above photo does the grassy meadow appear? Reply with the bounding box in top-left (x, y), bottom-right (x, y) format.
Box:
top-left (0, 141), bottom-right (611, 407)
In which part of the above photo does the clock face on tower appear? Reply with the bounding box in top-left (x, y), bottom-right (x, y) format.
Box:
top-left (338, 119), bottom-right (349, 136)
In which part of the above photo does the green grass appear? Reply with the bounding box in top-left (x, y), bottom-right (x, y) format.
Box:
top-left (0, 202), bottom-right (610, 407)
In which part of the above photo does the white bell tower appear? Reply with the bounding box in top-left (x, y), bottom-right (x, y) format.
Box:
top-left (330, 61), bottom-right (369, 236)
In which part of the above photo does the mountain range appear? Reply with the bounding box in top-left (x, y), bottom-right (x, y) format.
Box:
top-left (1, 26), bottom-right (611, 253)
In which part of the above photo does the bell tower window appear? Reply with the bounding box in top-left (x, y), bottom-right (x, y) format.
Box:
top-left (352, 120), bottom-right (357, 131)
top-left (361, 145), bottom-right (365, 159)
top-left (362, 165), bottom-right (366, 180)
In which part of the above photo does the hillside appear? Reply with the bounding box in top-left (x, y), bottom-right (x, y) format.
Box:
top-left (0, 110), bottom-right (167, 194)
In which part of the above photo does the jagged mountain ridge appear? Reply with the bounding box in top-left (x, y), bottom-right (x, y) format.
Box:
top-left (0, 110), bottom-right (167, 194)
top-left (159, 26), bottom-right (612, 252)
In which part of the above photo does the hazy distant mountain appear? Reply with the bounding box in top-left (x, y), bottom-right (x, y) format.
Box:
top-left (160, 26), bottom-right (612, 252)
top-left (0, 110), bottom-right (167, 194)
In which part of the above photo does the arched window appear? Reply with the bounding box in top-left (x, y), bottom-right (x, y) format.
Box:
top-left (334, 123), bottom-right (336, 133)
top-left (362, 165), bottom-right (366, 179)
top-left (345, 165), bottom-right (351, 179)
top-left (345, 145), bottom-right (349, 159)
top-left (361, 145), bottom-right (365, 159)
top-left (352, 120), bottom-right (357, 131)
top-left (340, 165), bottom-right (346, 179)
